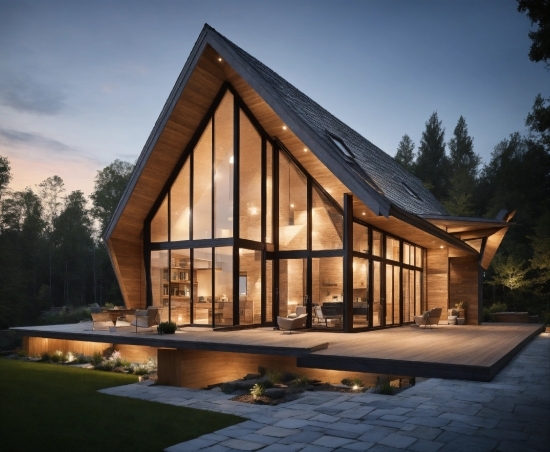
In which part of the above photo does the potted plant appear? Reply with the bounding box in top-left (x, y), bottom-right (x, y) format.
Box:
top-left (454, 302), bottom-right (469, 321)
top-left (157, 321), bottom-right (177, 334)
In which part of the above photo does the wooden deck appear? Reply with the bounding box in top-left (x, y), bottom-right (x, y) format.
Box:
top-left (13, 323), bottom-right (544, 381)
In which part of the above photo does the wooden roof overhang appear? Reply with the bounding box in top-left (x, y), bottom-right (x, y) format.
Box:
top-left (421, 211), bottom-right (515, 269)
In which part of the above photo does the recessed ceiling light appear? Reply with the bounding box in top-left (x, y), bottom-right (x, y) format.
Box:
top-left (218, 57), bottom-right (222, 62)
top-left (290, 203), bottom-right (295, 208)
top-left (304, 148), bottom-right (308, 152)
top-left (362, 212), bottom-right (366, 216)
top-left (282, 125), bottom-right (287, 130)
top-left (440, 245), bottom-right (444, 249)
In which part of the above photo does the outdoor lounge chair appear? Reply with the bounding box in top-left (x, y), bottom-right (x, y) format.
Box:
top-left (131, 307), bottom-right (162, 332)
top-left (91, 312), bottom-right (111, 330)
top-left (277, 313), bottom-right (307, 333)
top-left (313, 305), bottom-right (342, 327)
top-left (414, 308), bottom-right (442, 328)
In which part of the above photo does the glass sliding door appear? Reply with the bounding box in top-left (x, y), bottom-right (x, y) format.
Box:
top-left (239, 249), bottom-right (262, 325)
top-left (193, 248), bottom-right (212, 325)
top-left (279, 259), bottom-right (306, 318)
top-left (214, 247), bottom-right (233, 326)
top-left (352, 257), bottom-right (368, 329)
top-left (170, 249), bottom-right (192, 325)
top-left (372, 261), bottom-right (382, 327)
top-left (312, 257), bottom-right (343, 330)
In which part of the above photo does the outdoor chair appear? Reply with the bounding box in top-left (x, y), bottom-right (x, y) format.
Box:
top-left (277, 313), bottom-right (307, 333)
top-left (289, 306), bottom-right (307, 318)
top-left (91, 312), bottom-right (111, 330)
top-left (414, 308), bottom-right (442, 328)
top-left (131, 307), bottom-right (162, 333)
top-left (313, 306), bottom-right (341, 327)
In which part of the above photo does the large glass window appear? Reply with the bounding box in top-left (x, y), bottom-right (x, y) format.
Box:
top-left (193, 122), bottom-right (213, 240)
top-left (266, 260), bottom-right (273, 323)
top-left (353, 223), bottom-right (368, 253)
top-left (214, 247), bottom-right (233, 326)
top-left (386, 236), bottom-right (400, 261)
top-left (312, 185), bottom-right (343, 250)
top-left (214, 93), bottom-right (234, 239)
top-left (279, 259), bottom-right (306, 318)
top-left (312, 257), bottom-right (343, 330)
top-left (352, 257), bottom-right (368, 329)
top-left (151, 250), bottom-right (168, 315)
top-left (193, 248), bottom-right (212, 324)
top-left (265, 144), bottom-right (273, 244)
top-left (151, 196), bottom-right (168, 242)
top-left (372, 230), bottom-right (382, 256)
top-left (279, 152), bottom-right (307, 250)
top-left (372, 261), bottom-right (382, 327)
top-left (239, 112), bottom-right (262, 241)
top-left (239, 249), bottom-right (262, 324)
top-left (169, 249), bottom-right (192, 325)
top-left (171, 160), bottom-right (190, 242)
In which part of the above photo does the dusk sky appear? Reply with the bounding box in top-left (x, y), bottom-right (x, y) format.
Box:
top-left (1, 0), bottom-right (547, 198)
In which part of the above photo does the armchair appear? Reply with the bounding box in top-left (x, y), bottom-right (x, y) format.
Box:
top-left (131, 307), bottom-right (162, 332)
top-left (277, 313), bottom-right (307, 333)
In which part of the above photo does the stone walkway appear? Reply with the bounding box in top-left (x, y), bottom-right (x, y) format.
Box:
top-left (100, 333), bottom-right (550, 452)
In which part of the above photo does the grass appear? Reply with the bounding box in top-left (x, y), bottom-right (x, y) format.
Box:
top-left (0, 359), bottom-right (244, 452)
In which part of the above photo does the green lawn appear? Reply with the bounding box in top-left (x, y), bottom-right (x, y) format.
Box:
top-left (0, 359), bottom-right (244, 452)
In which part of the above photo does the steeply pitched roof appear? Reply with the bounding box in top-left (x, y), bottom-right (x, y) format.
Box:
top-left (212, 25), bottom-right (448, 216)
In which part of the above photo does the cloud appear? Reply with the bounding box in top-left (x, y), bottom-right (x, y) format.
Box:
top-left (0, 127), bottom-right (72, 153)
top-left (0, 126), bottom-right (102, 168)
top-left (0, 74), bottom-right (65, 115)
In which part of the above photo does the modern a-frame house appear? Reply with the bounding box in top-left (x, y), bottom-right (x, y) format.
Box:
top-left (105, 25), bottom-right (512, 333)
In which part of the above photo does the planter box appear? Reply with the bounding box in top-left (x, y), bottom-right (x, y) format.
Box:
top-left (457, 318), bottom-right (465, 325)
top-left (448, 316), bottom-right (457, 325)
top-left (494, 312), bottom-right (529, 323)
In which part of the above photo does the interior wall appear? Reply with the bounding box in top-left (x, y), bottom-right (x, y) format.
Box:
top-left (449, 257), bottom-right (481, 325)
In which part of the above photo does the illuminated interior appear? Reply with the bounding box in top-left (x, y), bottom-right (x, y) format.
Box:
top-left (147, 87), bottom-right (424, 331)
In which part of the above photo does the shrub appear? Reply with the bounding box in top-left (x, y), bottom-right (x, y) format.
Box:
top-left (91, 352), bottom-right (103, 366)
top-left (377, 381), bottom-right (394, 395)
top-left (250, 383), bottom-right (266, 398)
top-left (157, 322), bottom-right (177, 334)
top-left (16, 349), bottom-right (27, 358)
top-left (50, 350), bottom-right (66, 363)
top-left (265, 369), bottom-right (296, 384)
top-left (95, 360), bottom-right (114, 371)
top-left (41, 352), bottom-right (50, 362)
top-left (289, 376), bottom-right (311, 387)
top-left (133, 365), bottom-right (149, 376)
top-left (76, 354), bottom-right (91, 364)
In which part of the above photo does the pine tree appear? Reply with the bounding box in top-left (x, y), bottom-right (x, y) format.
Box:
top-left (444, 116), bottom-right (480, 216)
top-left (415, 112), bottom-right (449, 200)
top-left (394, 134), bottom-right (416, 173)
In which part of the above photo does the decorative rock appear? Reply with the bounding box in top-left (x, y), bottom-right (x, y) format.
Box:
top-left (264, 388), bottom-right (286, 399)
top-left (243, 373), bottom-right (261, 380)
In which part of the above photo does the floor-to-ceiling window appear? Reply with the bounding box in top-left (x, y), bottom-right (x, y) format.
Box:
top-left (146, 84), bottom-right (424, 331)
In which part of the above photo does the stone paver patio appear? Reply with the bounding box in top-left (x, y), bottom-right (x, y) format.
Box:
top-left (100, 333), bottom-right (550, 452)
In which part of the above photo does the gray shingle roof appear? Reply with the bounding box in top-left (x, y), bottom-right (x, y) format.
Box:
top-left (211, 25), bottom-right (448, 216)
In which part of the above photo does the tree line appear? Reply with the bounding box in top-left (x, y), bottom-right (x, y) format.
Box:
top-left (392, 0), bottom-right (550, 319)
top-left (0, 159), bottom-right (134, 328)
top-left (394, 95), bottom-right (550, 318)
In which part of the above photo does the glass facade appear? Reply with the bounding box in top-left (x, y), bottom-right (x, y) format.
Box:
top-left (146, 86), bottom-right (425, 331)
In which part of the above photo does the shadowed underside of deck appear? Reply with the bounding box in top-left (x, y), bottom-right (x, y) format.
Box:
top-left (13, 323), bottom-right (544, 381)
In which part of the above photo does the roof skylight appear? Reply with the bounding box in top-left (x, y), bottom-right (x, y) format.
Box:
top-left (328, 134), bottom-right (353, 158)
top-left (402, 182), bottom-right (422, 200)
